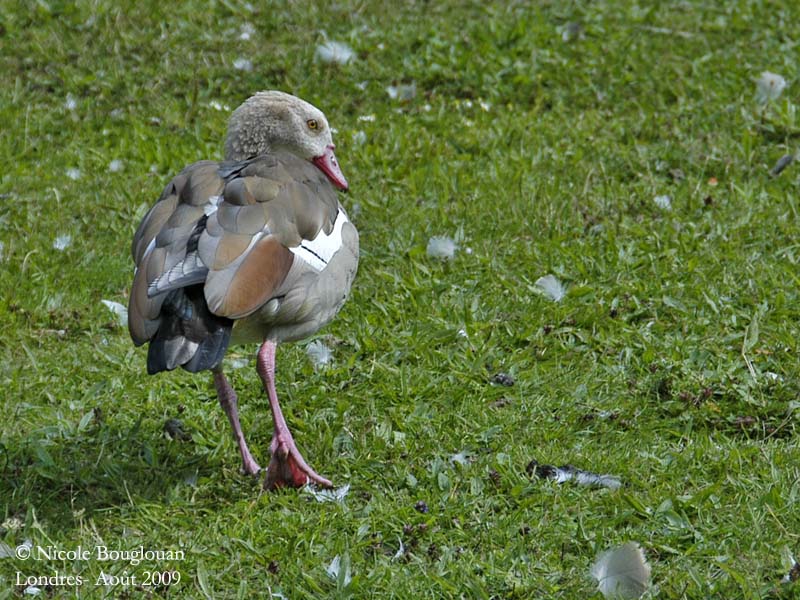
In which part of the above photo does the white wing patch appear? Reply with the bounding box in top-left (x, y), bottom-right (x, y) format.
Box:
top-left (203, 194), bottom-right (223, 216)
top-left (289, 210), bottom-right (347, 271)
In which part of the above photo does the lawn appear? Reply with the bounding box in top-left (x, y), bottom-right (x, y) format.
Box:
top-left (2, 0), bottom-right (800, 597)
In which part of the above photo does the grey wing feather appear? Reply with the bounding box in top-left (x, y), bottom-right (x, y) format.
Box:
top-left (147, 251), bottom-right (209, 297)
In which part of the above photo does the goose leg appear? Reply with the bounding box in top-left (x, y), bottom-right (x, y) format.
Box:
top-left (256, 340), bottom-right (333, 490)
top-left (213, 368), bottom-right (261, 476)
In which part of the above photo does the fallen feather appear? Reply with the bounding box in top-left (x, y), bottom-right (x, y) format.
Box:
top-left (233, 57), bottom-right (253, 71)
top-left (66, 168), bottom-right (81, 181)
top-left (653, 194), bottom-right (672, 210)
top-left (108, 159), bottom-right (124, 173)
top-left (101, 299), bottom-right (128, 326)
top-left (392, 537), bottom-right (405, 561)
top-left (352, 130), bottom-right (367, 145)
top-left (358, 114), bottom-right (376, 122)
top-left (209, 100), bottom-right (230, 112)
top-left (770, 154), bottom-right (794, 177)
top-left (639, 25), bottom-right (694, 39)
top-left (164, 418), bottom-right (191, 441)
top-left (315, 41), bottom-right (355, 65)
top-left (527, 459), bottom-right (622, 490)
top-left (450, 451), bottom-right (471, 466)
top-left (491, 372), bottom-right (515, 386)
top-left (303, 482), bottom-right (350, 503)
top-left (325, 555), bottom-right (352, 586)
top-left (534, 274), bottom-right (566, 302)
top-left (53, 234), bottom-right (72, 251)
top-left (386, 82), bottom-right (417, 101)
top-left (46, 293), bottom-right (64, 311)
top-left (227, 357), bottom-right (249, 370)
top-left (1, 516), bottom-right (23, 531)
top-left (591, 542), bottom-right (651, 599)
top-left (65, 94), bottom-right (77, 111)
top-left (757, 71), bottom-right (787, 103)
top-left (427, 236), bottom-right (457, 260)
top-left (781, 558), bottom-right (800, 583)
top-left (560, 22), bottom-right (584, 42)
top-left (306, 339), bottom-right (333, 369)
top-left (24, 587), bottom-right (42, 596)
top-left (0, 541), bottom-right (14, 558)
top-left (238, 22), bottom-right (256, 40)
top-left (326, 555), bottom-right (341, 578)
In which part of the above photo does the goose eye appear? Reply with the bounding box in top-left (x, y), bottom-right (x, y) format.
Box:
top-left (307, 119), bottom-right (319, 130)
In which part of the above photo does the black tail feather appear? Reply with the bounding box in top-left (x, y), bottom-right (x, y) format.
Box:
top-left (147, 285), bottom-right (233, 374)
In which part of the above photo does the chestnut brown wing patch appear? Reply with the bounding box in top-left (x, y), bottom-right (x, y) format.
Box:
top-left (204, 236), bottom-right (294, 319)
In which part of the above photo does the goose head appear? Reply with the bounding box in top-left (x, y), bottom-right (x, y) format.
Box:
top-left (224, 90), bottom-right (348, 191)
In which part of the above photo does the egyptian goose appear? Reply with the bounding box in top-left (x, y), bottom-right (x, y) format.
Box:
top-left (128, 91), bottom-right (358, 489)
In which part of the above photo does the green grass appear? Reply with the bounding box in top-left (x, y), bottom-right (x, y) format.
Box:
top-left (3, 0), bottom-right (800, 597)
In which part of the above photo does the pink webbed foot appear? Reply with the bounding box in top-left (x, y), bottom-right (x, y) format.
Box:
top-left (263, 433), bottom-right (332, 490)
top-left (257, 340), bottom-right (333, 491)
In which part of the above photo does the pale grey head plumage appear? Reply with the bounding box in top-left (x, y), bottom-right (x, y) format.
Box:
top-left (224, 91), bottom-right (348, 191)
top-left (224, 91), bottom-right (333, 162)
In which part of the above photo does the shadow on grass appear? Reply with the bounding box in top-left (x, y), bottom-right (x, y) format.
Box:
top-left (0, 415), bottom-right (225, 531)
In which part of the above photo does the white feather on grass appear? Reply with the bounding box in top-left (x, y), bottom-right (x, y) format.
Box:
top-left (531, 461), bottom-right (622, 490)
top-left (653, 195), bottom-right (671, 210)
top-left (547, 466), bottom-right (622, 489)
top-left (352, 130), bottom-right (367, 145)
top-left (534, 274), bottom-right (566, 302)
top-left (101, 299), bottom-right (128, 326)
top-left (0, 541), bottom-right (14, 558)
top-left (53, 234), bottom-right (72, 251)
top-left (450, 451), bottom-right (471, 466)
top-left (781, 548), bottom-right (800, 583)
top-left (315, 41), bottom-right (355, 65)
top-left (108, 159), bottom-right (124, 173)
top-left (66, 168), bottom-right (81, 181)
top-left (227, 357), bottom-right (249, 370)
top-left (591, 542), bottom-right (651, 599)
top-left (306, 340), bottom-right (333, 369)
top-left (756, 71), bottom-right (787, 103)
top-left (427, 236), bottom-right (457, 260)
top-left (1, 517), bottom-right (23, 531)
top-left (209, 100), bottom-right (230, 112)
top-left (303, 482), bottom-right (350, 503)
top-left (392, 537), bottom-right (405, 561)
top-left (238, 22), bottom-right (256, 40)
top-left (325, 555), bottom-right (352, 586)
top-left (233, 57), bottom-right (253, 71)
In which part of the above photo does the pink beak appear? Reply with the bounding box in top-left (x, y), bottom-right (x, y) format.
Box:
top-left (312, 145), bottom-right (349, 191)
